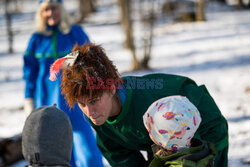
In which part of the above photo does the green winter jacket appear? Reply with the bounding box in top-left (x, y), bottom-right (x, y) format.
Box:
top-left (149, 138), bottom-right (217, 167)
top-left (90, 73), bottom-right (228, 167)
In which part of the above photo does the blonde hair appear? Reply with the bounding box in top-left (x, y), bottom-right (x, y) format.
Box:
top-left (35, 2), bottom-right (71, 35)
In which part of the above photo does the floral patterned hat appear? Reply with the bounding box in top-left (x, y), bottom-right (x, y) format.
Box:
top-left (143, 95), bottom-right (201, 151)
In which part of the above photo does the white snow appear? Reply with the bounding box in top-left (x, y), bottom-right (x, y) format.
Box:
top-left (0, 0), bottom-right (250, 166)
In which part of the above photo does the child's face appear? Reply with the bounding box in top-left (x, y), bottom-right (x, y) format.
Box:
top-left (77, 89), bottom-right (116, 125)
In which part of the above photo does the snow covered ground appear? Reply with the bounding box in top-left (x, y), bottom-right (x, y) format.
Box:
top-left (0, 0), bottom-right (250, 166)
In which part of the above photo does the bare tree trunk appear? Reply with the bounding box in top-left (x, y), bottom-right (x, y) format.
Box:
top-left (141, 20), bottom-right (153, 69)
top-left (77, 0), bottom-right (96, 23)
top-left (140, 0), bottom-right (156, 69)
top-left (237, 0), bottom-right (244, 8)
top-left (4, 0), bottom-right (13, 53)
top-left (196, 0), bottom-right (205, 21)
top-left (118, 0), bottom-right (139, 70)
top-left (14, 0), bottom-right (22, 13)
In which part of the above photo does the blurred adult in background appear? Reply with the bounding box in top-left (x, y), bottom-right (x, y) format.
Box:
top-left (22, 0), bottom-right (104, 166)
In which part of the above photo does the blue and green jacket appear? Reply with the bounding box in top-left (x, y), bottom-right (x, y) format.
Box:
top-left (23, 25), bottom-right (89, 105)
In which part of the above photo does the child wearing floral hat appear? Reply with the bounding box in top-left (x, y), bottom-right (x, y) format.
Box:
top-left (143, 96), bottom-right (216, 167)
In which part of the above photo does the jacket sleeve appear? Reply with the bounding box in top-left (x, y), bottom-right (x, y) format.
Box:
top-left (71, 25), bottom-right (90, 45)
top-left (96, 133), bottom-right (148, 167)
top-left (183, 83), bottom-right (228, 167)
top-left (23, 34), bottom-right (39, 98)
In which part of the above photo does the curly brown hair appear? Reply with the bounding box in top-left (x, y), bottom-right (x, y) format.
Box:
top-left (61, 43), bottom-right (121, 107)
